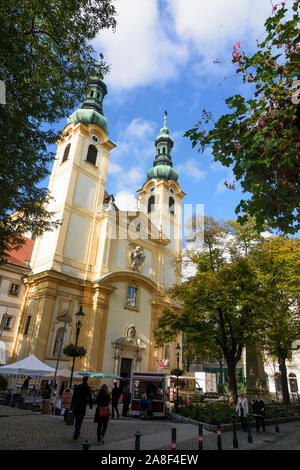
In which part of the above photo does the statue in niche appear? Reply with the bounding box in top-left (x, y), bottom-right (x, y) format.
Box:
top-left (130, 245), bottom-right (145, 272)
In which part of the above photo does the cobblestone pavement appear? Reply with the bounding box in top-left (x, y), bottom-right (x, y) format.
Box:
top-left (1, 404), bottom-right (300, 451)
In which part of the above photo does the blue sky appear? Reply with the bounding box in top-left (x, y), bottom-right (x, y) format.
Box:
top-left (50, 0), bottom-right (292, 239)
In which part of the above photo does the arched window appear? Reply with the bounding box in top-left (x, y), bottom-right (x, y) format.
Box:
top-left (289, 373), bottom-right (298, 393)
top-left (169, 196), bottom-right (175, 214)
top-left (275, 373), bottom-right (282, 392)
top-left (148, 195), bottom-right (155, 213)
top-left (62, 144), bottom-right (71, 163)
top-left (86, 144), bottom-right (98, 166)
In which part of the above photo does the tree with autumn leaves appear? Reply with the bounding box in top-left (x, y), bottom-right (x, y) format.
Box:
top-left (0, 1), bottom-right (116, 263)
top-left (251, 236), bottom-right (300, 404)
top-left (154, 217), bottom-right (265, 404)
top-left (154, 217), bottom-right (300, 404)
top-left (185, 1), bottom-right (299, 235)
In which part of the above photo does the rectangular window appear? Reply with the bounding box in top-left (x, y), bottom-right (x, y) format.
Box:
top-left (126, 287), bottom-right (138, 307)
top-left (24, 316), bottom-right (32, 335)
top-left (2, 315), bottom-right (14, 330)
top-left (9, 283), bottom-right (20, 297)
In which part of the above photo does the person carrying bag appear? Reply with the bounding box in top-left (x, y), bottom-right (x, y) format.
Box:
top-left (94, 384), bottom-right (111, 444)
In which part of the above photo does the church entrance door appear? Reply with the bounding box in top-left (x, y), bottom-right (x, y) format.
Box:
top-left (120, 358), bottom-right (132, 392)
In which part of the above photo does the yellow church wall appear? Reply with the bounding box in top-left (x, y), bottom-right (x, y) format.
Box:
top-left (9, 97), bottom-right (185, 386)
top-left (101, 280), bottom-right (152, 376)
top-left (73, 172), bottom-right (98, 212)
top-left (64, 213), bottom-right (92, 264)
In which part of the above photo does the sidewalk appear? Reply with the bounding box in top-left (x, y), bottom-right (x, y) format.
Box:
top-left (163, 421), bottom-right (300, 451)
top-left (1, 404), bottom-right (300, 450)
top-left (94, 421), bottom-right (211, 450)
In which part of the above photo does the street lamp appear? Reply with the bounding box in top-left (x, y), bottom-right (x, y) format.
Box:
top-left (175, 342), bottom-right (181, 411)
top-left (69, 306), bottom-right (85, 389)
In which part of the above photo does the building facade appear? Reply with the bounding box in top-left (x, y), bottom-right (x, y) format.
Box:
top-left (11, 69), bottom-right (184, 383)
top-left (0, 238), bottom-right (34, 365)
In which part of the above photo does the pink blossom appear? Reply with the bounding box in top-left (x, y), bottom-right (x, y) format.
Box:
top-left (258, 117), bottom-right (265, 127)
top-left (232, 41), bottom-right (242, 62)
top-left (224, 181), bottom-right (236, 191)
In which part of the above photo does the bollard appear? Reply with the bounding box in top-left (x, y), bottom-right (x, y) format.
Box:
top-left (247, 414), bottom-right (253, 443)
top-left (198, 423), bottom-right (203, 450)
top-left (82, 440), bottom-right (90, 451)
top-left (273, 408), bottom-right (280, 433)
top-left (135, 431), bottom-right (141, 450)
top-left (232, 414), bottom-right (238, 449)
top-left (216, 420), bottom-right (222, 450)
top-left (171, 428), bottom-right (177, 450)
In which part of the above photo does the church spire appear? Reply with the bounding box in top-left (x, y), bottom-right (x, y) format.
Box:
top-left (146, 111), bottom-right (178, 182)
top-left (67, 55), bottom-right (109, 134)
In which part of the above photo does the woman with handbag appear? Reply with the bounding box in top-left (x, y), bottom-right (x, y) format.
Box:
top-left (95, 384), bottom-right (111, 443)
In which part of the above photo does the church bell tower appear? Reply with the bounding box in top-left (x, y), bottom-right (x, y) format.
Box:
top-left (30, 64), bottom-right (115, 280)
top-left (138, 112), bottom-right (185, 275)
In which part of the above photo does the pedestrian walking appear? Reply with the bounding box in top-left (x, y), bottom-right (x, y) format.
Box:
top-left (41, 381), bottom-right (52, 414)
top-left (122, 384), bottom-right (131, 417)
top-left (95, 384), bottom-right (111, 444)
top-left (111, 381), bottom-right (121, 419)
top-left (70, 376), bottom-right (93, 441)
top-left (236, 392), bottom-right (248, 432)
top-left (21, 376), bottom-right (30, 391)
top-left (251, 394), bottom-right (265, 433)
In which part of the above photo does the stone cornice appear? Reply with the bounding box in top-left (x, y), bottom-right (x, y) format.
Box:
top-left (96, 270), bottom-right (158, 294)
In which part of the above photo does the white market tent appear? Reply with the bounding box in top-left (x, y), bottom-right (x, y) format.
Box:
top-left (0, 354), bottom-right (55, 376)
top-left (42, 369), bottom-right (82, 381)
top-left (42, 369), bottom-right (83, 408)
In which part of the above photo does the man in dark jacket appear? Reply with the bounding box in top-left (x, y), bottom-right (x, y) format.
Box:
top-left (251, 394), bottom-right (265, 433)
top-left (70, 376), bottom-right (93, 440)
top-left (111, 381), bottom-right (121, 419)
top-left (122, 385), bottom-right (131, 417)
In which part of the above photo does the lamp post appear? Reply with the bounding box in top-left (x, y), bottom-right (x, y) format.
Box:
top-left (175, 343), bottom-right (181, 411)
top-left (51, 296), bottom-right (72, 410)
top-left (69, 306), bottom-right (85, 389)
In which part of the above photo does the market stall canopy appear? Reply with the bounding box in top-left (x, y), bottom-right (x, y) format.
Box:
top-left (42, 369), bottom-right (82, 381)
top-left (77, 371), bottom-right (122, 379)
top-left (0, 355), bottom-right (55, 376)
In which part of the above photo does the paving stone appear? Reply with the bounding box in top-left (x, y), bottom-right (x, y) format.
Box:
top-left (1, 405), bottom-right (300, 450)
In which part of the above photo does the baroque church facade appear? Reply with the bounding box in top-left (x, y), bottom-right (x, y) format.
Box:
top-left (11, 68), bottom-right (185, 381)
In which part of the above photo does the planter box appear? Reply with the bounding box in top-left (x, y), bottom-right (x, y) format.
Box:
top-left (170, 410), bottom-right (300, 432)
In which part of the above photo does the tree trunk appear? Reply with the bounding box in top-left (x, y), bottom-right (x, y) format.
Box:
top-left (227, 361), bottom-right (238, 404)
top-left (278, 350), bottom-right (290, 405)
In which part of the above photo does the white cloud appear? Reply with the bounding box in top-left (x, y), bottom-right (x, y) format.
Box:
top-left (94, 0), bottom-right (289, 91)
top-left (175, 158), bottom-right (206, 182)
top-left (115, 191), bottom-right (138, 211)
top-left (166, 0), bottom-right (273, 77)
top-left (107, 117), bottom-right (157, 193)
top-left (94, 0), bottom-right (188, 90)
top-left (107, 161), bottom-right (123, 175)
top-left (113, 117), bottom-right (156, 160)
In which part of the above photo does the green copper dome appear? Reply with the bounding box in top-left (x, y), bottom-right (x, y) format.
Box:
top-left (147, 164), bottom-right (178, 181)
top-left (147, 111), bottom-right (178, 182)
top-left (67, 61), bottom-right (108, 134)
